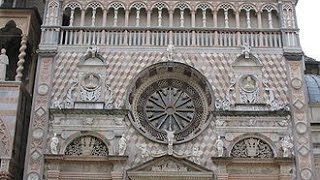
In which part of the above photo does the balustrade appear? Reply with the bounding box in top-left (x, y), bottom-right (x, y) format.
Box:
top-left (58, 27), bottom-right (283, 48)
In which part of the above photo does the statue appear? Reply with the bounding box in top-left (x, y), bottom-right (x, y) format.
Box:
top-left (242, 43), bottom-right (251, 58)
top-left (137, 144), bottom-right (148, 158)
top-left (166, 43), bottom-right (175, 61)
top-left (165, 130), bottom-right (175, 155)
top-left (85, 74), bottom-right (99, 89)
top-left (50, 133), bottom-right (59, 154)
top-left (243, 76), bottom-right (256, 91)
top-left (281, 136), bottom-right (293, 157)
top-left (0, 48), bottom-right (9, 81)
top-left (118, 134), bottom-right (127, 155)
top-left (215, 136), bottom-right (224, 157)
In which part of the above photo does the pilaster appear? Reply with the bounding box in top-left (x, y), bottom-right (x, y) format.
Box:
top-left (285, 53), bottom-right (315, 180)
top-left (23, 50), bottom-right (56, 180)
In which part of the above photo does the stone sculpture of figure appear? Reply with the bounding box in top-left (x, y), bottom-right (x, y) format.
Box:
top-left (242, 43), bottom-right (251, 58)
top-left (50, 133), bottom-right (59, 154)
top-left (215, 136), bottom-right (224, 157)
top-left (118, 134), bottom-right (127, 155)
top-left (165, 130), bottom-right (175, 146)
top-left (243, 76), bottom-right (256, 91)
top-left (167, 43), bottom-right (175, 61)
top-left (86, 46), bottom-right (99, 58)
top-left (0, 48), bottom-right (9, 81)
top-left (281, 136), bottom-right (293, 157)
top-left (138, 144), bottom-right (148, 158)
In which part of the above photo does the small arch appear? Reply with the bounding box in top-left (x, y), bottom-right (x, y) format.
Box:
top-left (151, 2), bottom-right (169, 11)
top-left (129, 2), bottom-right (147, 10)
top-left (229, 134), bottom-right (277, 158)
top-left (63, 132), bottom-right (110, 156)
top-left (86, 1), bottom-right (103, 10)
top-left (195, 3), bottom-right (214, 27)
top-left (63, 1), bottom-right (82, 10)
top-left (108, 1), bottom-right (125, 10)
top-left (261, 4), bottom-right (278, 12)
top-left (129, 2), bottom-right (148, 27)
top-left (48, 0), bottom-right (59, 8)
top-left (239, 3), bottom-right (257, 12)
top-left (217, 2), bottom-right (235, 11)
top-left (173, 2), bottom-right (191, 10)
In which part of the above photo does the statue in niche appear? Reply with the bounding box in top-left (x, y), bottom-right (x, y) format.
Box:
top-left (215, 136), bottom-right (224, 157)
top-left (50, 133), bottom-right (59, 154)
top-left (118, 134), bottom-right (127, 155)
top-left (281, 136), bottom-right (293, 157)
top-left (0, 48), bottom-right (9, 81)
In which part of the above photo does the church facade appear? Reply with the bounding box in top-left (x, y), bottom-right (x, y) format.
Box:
top-left (0, 0), bottom-right (319, 179)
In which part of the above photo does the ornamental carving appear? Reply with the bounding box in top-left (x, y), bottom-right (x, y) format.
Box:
top-left (65, 135), bottom-right (108, 156)
top-left (240, 75), bottom-right (259, 104)
top-left (80, 73), bottom-right (102, 101)
top-left (151, 161), bottom-right (188, 172)
top-left (0, 118), bottom-right (10, 157)
top-left (129, 63), bottom-right (212, 144)
top-left (231, 137), bottom-right (273, 158)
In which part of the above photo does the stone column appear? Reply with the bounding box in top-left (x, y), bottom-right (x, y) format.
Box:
top-left (169, 10), bottom-right (173, 27)
top-left (285, 53), bottom-right (315, 180)
top-left (23, 50), bottom-right (56, 180)
top-left (257, 11), bottom-right (262, 29)
top-left (235, 10), bottom-right (240, 28)
top-left (191, 10), bottom-right (195, 27)
top-left (15, 34), bottom-right (27, 81)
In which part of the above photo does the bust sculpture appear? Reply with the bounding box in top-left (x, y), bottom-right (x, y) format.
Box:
top-left (118, 134), bottom-right (127, 155)
top-left (215, 136), bottom-right (224, 157)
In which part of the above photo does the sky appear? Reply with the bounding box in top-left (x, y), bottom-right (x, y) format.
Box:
top-left (297, 1), bottom-right (320, 60)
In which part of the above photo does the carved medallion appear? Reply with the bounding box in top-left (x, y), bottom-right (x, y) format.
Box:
top-left (291, 78), bottom-right (302, 89)
top-left (231, 137), bottom-right (273, 158)
top-left (80, 73), bottom-right (102, 101)
top-left (240, 75), bottom-right (257, 92)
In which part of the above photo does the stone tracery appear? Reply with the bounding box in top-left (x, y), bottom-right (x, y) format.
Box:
top-left (230, 137), bottom-right (274, 158)
top-left (65, 135), bottom-right (108, 156)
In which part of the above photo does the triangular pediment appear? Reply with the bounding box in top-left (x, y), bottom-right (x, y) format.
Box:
top-left (127, 155), bottom-right (214, 180)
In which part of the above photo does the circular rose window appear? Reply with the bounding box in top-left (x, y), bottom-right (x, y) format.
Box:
top-left (129, 63), bottom-right (212, 144)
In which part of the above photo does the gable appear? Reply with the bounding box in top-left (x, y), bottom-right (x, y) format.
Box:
top-left (127, 155), bottom-right (214, 180)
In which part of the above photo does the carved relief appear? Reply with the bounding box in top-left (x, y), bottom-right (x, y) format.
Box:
top-left (80, 73), bottom-right (102, 101)
top-left (231, 137), bottom-right (273, 158)
top-left (0, 117), bottom-right (10, 157)
top-left (240, 75), bottom-right (259, 103)
top-left (65, 135), bottom-right (108, 156)
top-left (151, 161), bottom-right (188, 172)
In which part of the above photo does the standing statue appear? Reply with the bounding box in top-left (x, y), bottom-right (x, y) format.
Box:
top-left (281, 136), bottom-right (293, 157)
top-left (50, 133), bottom-right (59, 154)
top-left (165, 130), bottom-right (175, 155)
top-left (118, 134), bottom-right (127, 155)
top-left (215, 136), bottom-right (224, 157)
top-left (166, 43), bottom-right (175, 61)
top-left (0, 48), bottom-right (9, 81)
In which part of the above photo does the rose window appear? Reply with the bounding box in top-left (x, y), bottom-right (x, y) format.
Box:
top-left (129, 63), bottom-right (212, 144)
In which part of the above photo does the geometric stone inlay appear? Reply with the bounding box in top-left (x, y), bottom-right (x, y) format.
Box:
top-left (296, 122), bottom-right (308, 134)
top-left (298, 145), bottom-right (310, 156)
top-left (35, 107), bottom-right (46, 117)
top-left (300, 168), bottom-right (313, 180)
top-left (293, 99), bottom-right (304, 110)
top-left (31, 150), bottom-right (41, 160)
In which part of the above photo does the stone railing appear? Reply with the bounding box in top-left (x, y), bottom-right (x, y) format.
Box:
top-left (58, 27), bottom-right (285, 48)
